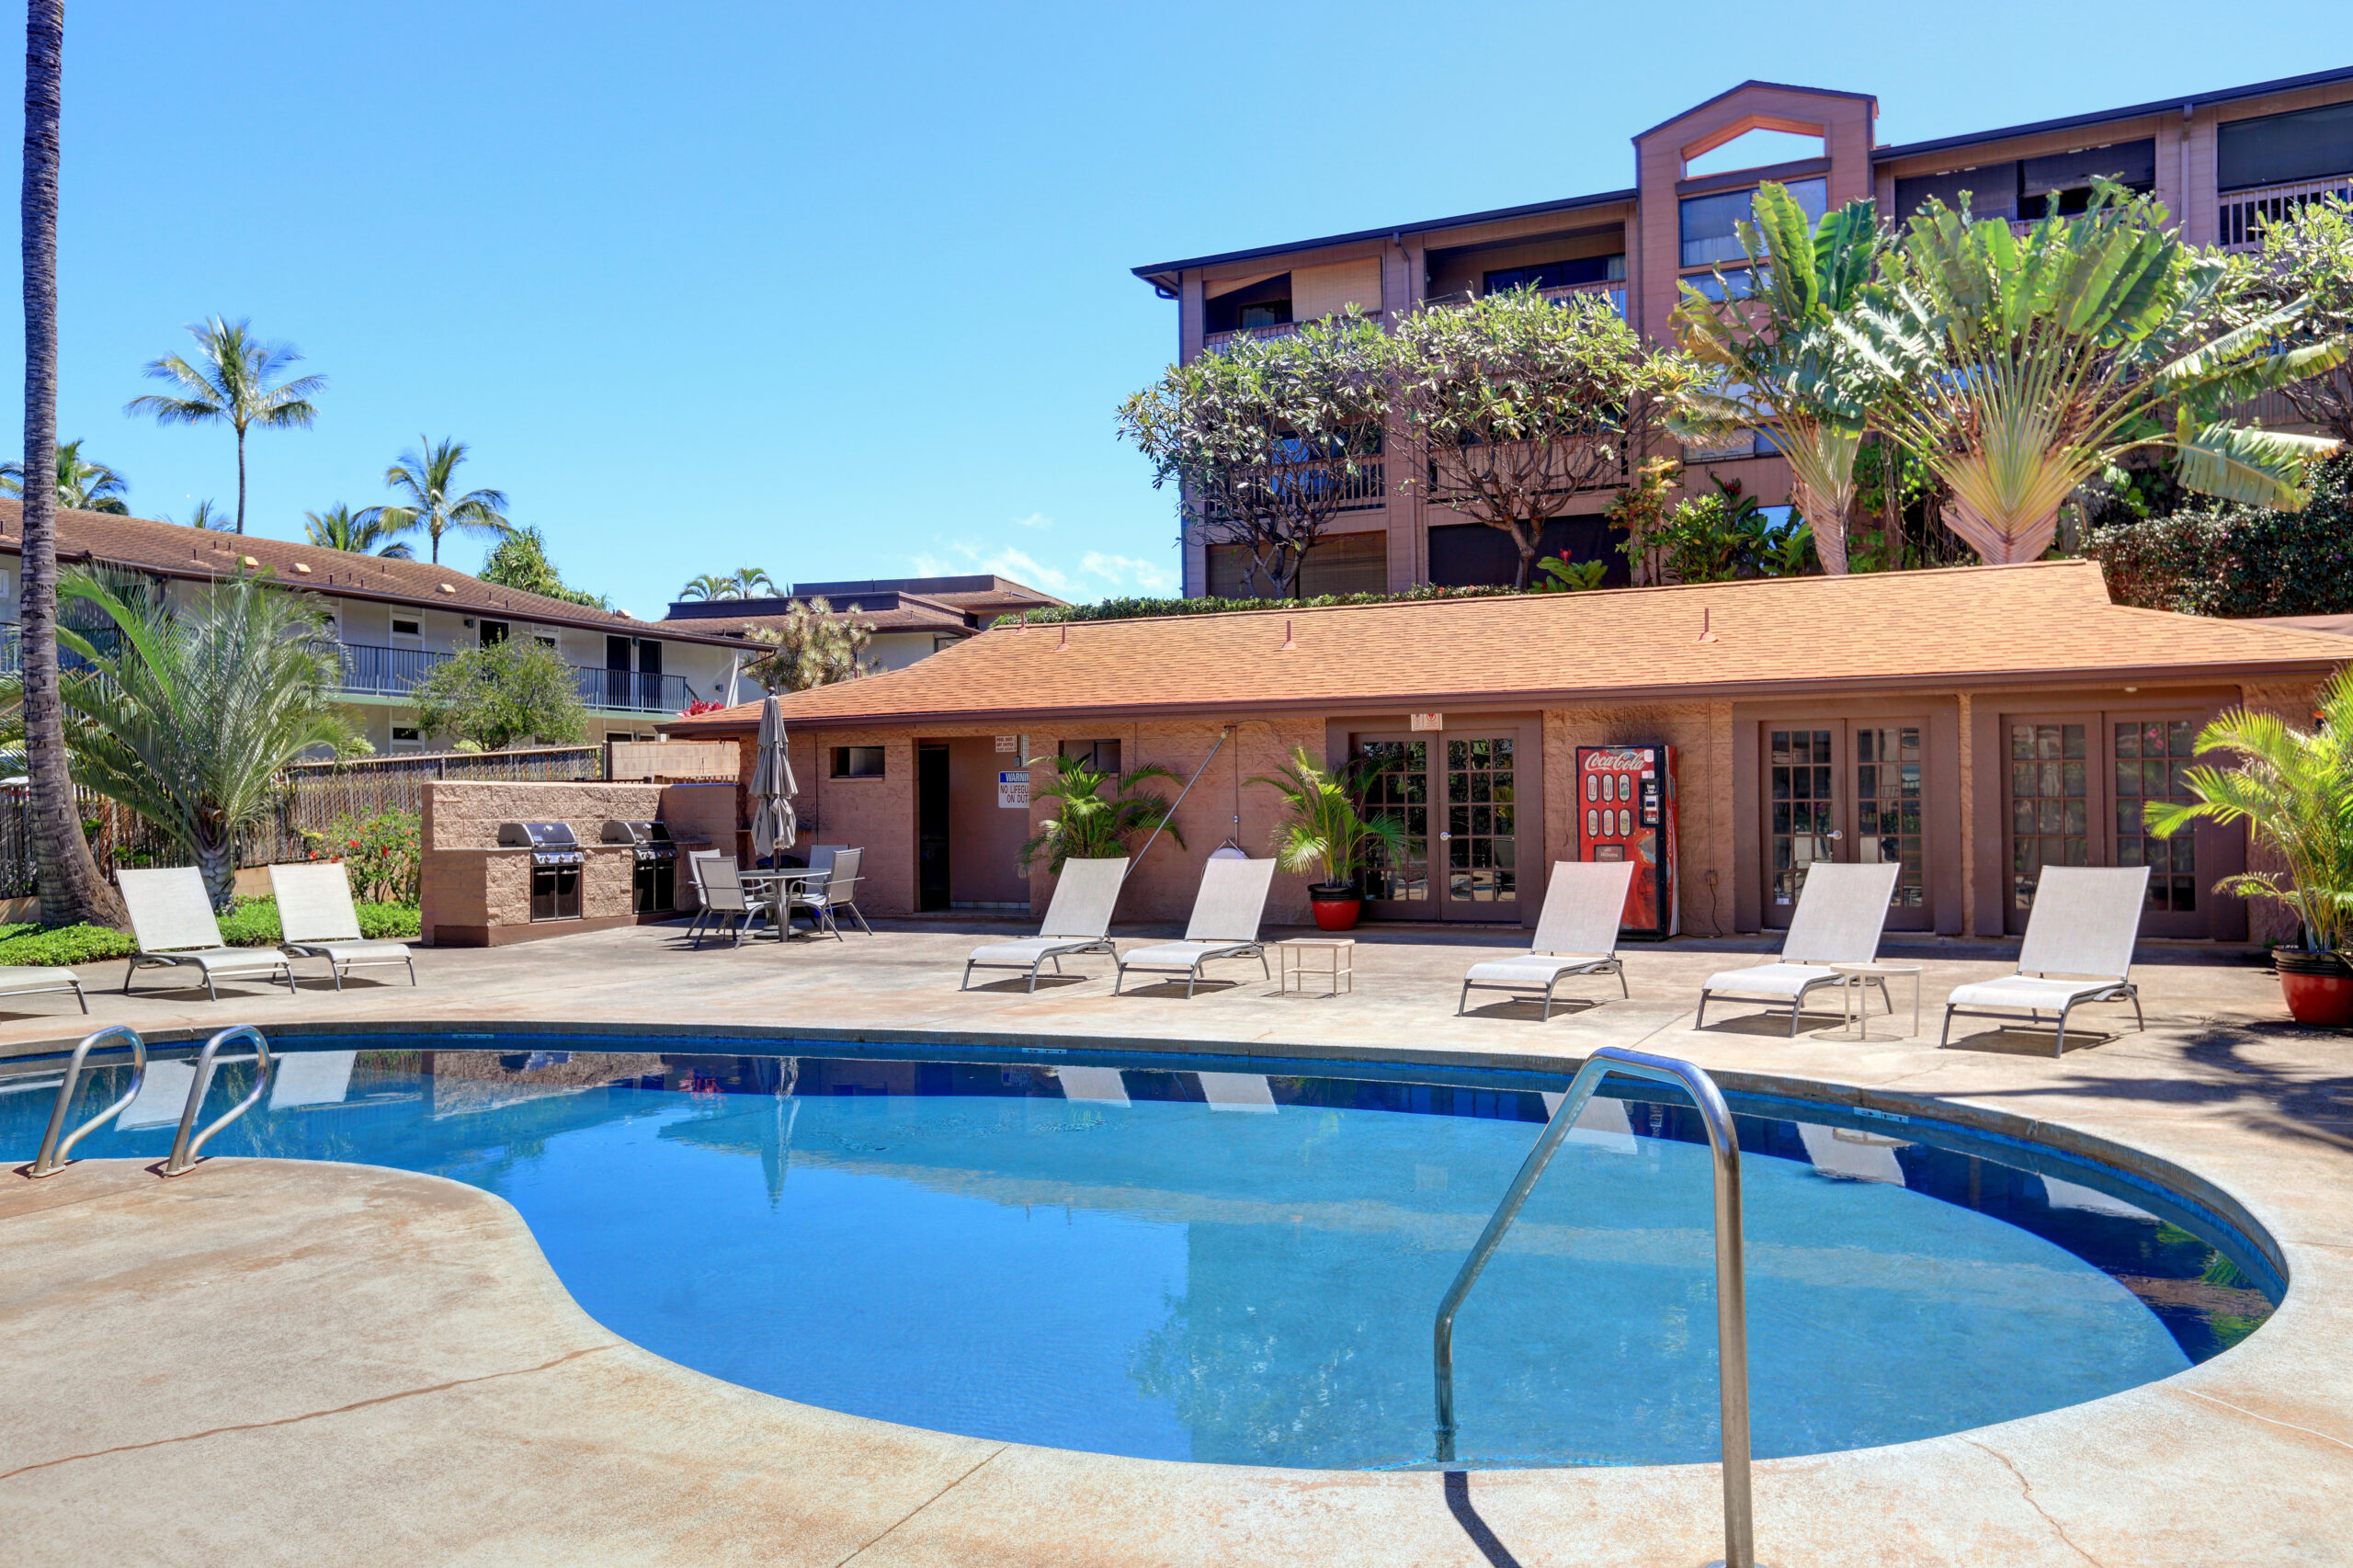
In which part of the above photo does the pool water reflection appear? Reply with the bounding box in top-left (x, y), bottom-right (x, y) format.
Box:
top-left (1, 1041), bottom-right (2278, 1469)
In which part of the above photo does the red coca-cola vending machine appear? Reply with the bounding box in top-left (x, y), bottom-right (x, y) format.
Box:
top-left (1574, 744), bottom-right (1678, 939)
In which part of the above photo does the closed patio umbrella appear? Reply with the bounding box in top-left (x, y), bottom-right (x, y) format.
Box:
top-left (750, 694), bottom-right (797, 862)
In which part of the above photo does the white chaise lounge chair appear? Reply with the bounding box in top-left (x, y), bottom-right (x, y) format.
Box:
top-left (117, 867), bottom-right (296, 999)
top-left (268, 862), bottom-right (418, 990)
top-left (962, 857), bottom-right (1128, 992)
top-left (1939, 865), bottom-right (2149, 1057)
top-left (1114, 857), bottom-right (1277, 998)
top-left (1458, 859), bottom-right (1637, 1019)
top-left (0, 965), bottom-right (86, 1014)
top-left (1695, 861), bottom-right (1902, 1036)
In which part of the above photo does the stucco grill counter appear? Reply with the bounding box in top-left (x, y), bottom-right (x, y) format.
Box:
top-left (421, 780), bottom-right (735, 947)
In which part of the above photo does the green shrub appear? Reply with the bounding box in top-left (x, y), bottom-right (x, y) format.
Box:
top-left (2087, 452), bottom-right (2353, 617)
top-left (0, 923), bottom-right (136, 966)
top-left (214, 895), bottom-right (422, 947)
top-left (995, 583), bottom-right (1529, 626)
top-left (298, 808), bottom-right (422, 903)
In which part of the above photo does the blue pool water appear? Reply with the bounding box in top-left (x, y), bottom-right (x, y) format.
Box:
top-left (1, 1039), bottom-right (2278, 1469)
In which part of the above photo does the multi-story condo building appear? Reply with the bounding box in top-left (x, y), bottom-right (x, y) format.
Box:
top-left (0, 503), bottom-right (750, 752)
top-left (651, 574), bottom-right (1063, 673)
top-left (1131, 67), bottom-right (2353, 598)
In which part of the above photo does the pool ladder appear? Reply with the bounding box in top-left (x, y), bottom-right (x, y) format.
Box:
top-left (27, 1025), bottom-right (276, 1179)
top-left (1432, 1045), bottom-right (1756, 1568)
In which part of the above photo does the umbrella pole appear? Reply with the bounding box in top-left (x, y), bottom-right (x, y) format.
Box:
top-left (1126, 725), bottom-right (1231, 881)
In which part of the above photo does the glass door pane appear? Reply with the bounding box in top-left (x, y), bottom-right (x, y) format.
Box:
top-left (2116, 718), bottom-right (2207, 934)
top-left (1856, 724), bottom-right (1929, 928)
top-left (2007, 721), bottom-right (2089, 929)
top-left (1354, 739), bottom-right (1428, 905)
top-left (1768, 728), bottom-right (1837, 926)
top-left (1443, 737), bottom-right (1518, 915)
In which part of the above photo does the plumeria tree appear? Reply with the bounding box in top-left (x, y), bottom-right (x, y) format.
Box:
top-left (1120, 307), bottom-right (1391, 599)
top-left (1391, 288), bottom-right (1695, 588)
top-left (2222, 191), bottom-right (2353, 445)
top-left (742, 597), bottom-right (874, 691)
top-left (1840, 181), bottom-right (2349, 563)
top-left (1670, 185), bottom-right (1891, 574)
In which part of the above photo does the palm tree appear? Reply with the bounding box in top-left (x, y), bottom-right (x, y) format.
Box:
top-left (0, 437), bottom-right (131, 513)
top-left (1017, 753), bottom-right (1185, 874)
top-left (54, 566), bottom-right (357, 910)
top-left (1671, 185), bottom-right (1891, 574)
top-left (175, 498), bottom-right (230, 531)
top-left (380, 436), bottom-right (509, 563)
top-left (679, 567), bottom-right (778, 600)
top-left (1249, 747), bottom-right (1409, 889)
top-left (16, 0), bottom-right (118, 926)
top-left (303, 503), bottom-right (415, 558)
top-left (1841, 181), bottom-right (2349, 563)
top-left (2145, 665), bottom-right (2353, 954)
top-left (125, 316), bottom-right (324, 534)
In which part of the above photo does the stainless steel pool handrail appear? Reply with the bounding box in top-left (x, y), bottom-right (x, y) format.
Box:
top-left (27, 1025), bottom-right (149, 1177)
top-left (1431, 1045), bottom-right (1754, 1568)
top-left (161, 1026), bottom-right (274, 1177)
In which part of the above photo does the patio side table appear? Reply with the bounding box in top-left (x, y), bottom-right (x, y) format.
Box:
top-left (1828, 960), bottom-right (1923, 1040)
top-left (1280, 937), bottom-right (1355, 997)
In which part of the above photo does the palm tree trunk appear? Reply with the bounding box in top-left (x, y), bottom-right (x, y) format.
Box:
top-left (1790, 476), bottom-right (1849, 574)
top-left (195, 832), bottom-right (237, 914)
top-left (233, 423), bottom-right (246, 533)
top-left (17, 0), bottom-right (119, 928)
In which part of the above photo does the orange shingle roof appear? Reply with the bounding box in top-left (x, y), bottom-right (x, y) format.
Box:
top-left (665, 561), bottom-right (2352, 733)
top-left (0, 502), bottom-right (746, 646)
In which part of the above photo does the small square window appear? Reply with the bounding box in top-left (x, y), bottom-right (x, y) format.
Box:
top-left (833, 745), bottom-right (885, 778)
top-left (1060, 738), bottom-right (1121, 775)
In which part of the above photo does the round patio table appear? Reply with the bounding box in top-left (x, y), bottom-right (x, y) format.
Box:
top-left (734, 867), bottom-right (830, 940)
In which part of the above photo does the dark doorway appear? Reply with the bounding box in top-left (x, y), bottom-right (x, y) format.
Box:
top-left (917, 744), bottom-right (950, 911)
top-left (1427, 517), bottom-right (1630, 588)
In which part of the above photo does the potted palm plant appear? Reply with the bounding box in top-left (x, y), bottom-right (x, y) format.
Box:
top-left (1251, 747), bottom-right (1408, 932)
top-left (2145, 667), bottom-right (2353, 1027)
top-left (1017, 753), bottom-right (1185, 873)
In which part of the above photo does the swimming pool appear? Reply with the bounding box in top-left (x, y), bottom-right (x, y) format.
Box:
top-left (1, 1036), bottom-right (2279, 1470)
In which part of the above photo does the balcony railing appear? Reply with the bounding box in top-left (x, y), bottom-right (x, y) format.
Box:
top-left (1201, 320), bottom-right (1302, 353)
top-left (2220, 175), bottom-right (2353, 251)
top-left (1538, 279), bottom-right (1628, 317)
top-left (337, 642), bottom-right (693, 715)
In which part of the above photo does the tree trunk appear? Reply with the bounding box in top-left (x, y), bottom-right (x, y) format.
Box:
top-left (233, 424), bottom-right (246, 532)
top-left (1943, 496), bottom-right (2060, 565)
top-left (1790, 476), bottom-right (1849, 574)
top-left (1509, 521), bottom-right (1539, 590)
top-left (195, 832), bottom-right (236, 914)
top-left (18, 1), bottom-right (119, 928)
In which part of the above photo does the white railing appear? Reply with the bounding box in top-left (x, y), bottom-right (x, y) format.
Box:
top-left (2219, 175), bottom-right (2353, 251)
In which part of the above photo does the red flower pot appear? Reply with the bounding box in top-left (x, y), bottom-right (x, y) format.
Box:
top-left (1309, 884), bottom-right (1361, 932)
top-left (2277, 950), bottom-right (2353, 1028)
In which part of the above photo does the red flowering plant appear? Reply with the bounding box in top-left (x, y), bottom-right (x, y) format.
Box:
top-left (680, 698), bottom-right (730, 717)
top-left (300, 808), bottom-right (422, 903)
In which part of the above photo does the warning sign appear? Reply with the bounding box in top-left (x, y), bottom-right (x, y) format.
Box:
top-left (997, 770), bottom-right (1029, 809)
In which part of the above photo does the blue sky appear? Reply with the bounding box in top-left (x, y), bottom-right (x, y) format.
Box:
top-left (8, 3), bottom-right (2346, 617)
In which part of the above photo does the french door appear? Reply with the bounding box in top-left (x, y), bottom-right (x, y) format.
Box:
top-left (2002, 712), bottom-right (2230, 938)
top-left (1763, 720), bottom-right (1930, 930)
top-left (1354, 733), bottom-right (1523, 922)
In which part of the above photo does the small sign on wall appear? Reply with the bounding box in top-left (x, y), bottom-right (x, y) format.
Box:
top-left (1410, 712), bottom-right (1444, 733)
top-left (998, 770), bottom-right (1029, 809)
top-left (994, 734), bottom-right (1019, 753)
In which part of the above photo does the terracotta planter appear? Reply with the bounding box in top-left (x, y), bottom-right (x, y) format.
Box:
top-left (1309, 884), bottom-right (1361, 932)
top-left (2277, 949), bottom-right (2353, 1028)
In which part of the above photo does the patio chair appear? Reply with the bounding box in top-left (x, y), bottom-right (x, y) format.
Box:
top-left (0, 965), bottom-right (86, 1014)
top-left (682, 851), bottom-right (730, 941)
top-left (1939, 866), bottom-right (2149, 1057)
top-left (1694, 861), bottom-right (1902, 1036)
top-left (1113, 857), bottom-right (1277, 998)
top-left (1458, 859), bottom-right (1637, 1020)
top-left (961, 857), bottom-right (1128, 992)
top-left (268, 862), bottom-right (418, 990)
top-left (788, 846), bottom-right (870, 938)
top-left (117, 867), bottom-right (297, 999)
top-left (688, 857), bottom-right (768, 949)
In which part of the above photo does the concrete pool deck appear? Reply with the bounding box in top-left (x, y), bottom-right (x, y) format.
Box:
top-left (4, 918), bottom-right (2351, 1564)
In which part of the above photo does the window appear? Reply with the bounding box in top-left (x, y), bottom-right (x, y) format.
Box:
top-left (2115, 720), bottom-right (2199, 913)
top-left (832, 745), bottom-right (885, 778)
top-left (1896, 163), bottom-right (2020, 222)
top-left (1204, 274), bottom-right (1293, 335)
top-left (390, 725), bottom-right (422, 752)
top-left (478, 619), bottom-right (509, 646)
top-left (533, 628), bottom-right (558, 650)
top-left (2021, 141), bottom-right (2155, 214)
top-left (391, 617), bottom-right (421, 638)
top-left (1427, 518), bottom-right (1629, 589)
top-left (1206, 532), bottom-right (1388, 598)
top-left (1482, 253), bottom-right (1624, 294)
top-left (2220, 103), bottom-right (2353, 192)
top-left (1682, 267), bottom-right (1759, 301)
top-left (1680, 177), bottom-right (1824, 268)
top-left (1061, 739), bottom-right (1121, 775)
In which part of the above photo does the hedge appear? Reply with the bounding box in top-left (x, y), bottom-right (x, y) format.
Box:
top-left (993, 583), bottom-right (1528, 626)
top-left (0, 899), bottom-right (420, 968)
top-left (2088, 453), bottom-right (2353, 618)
